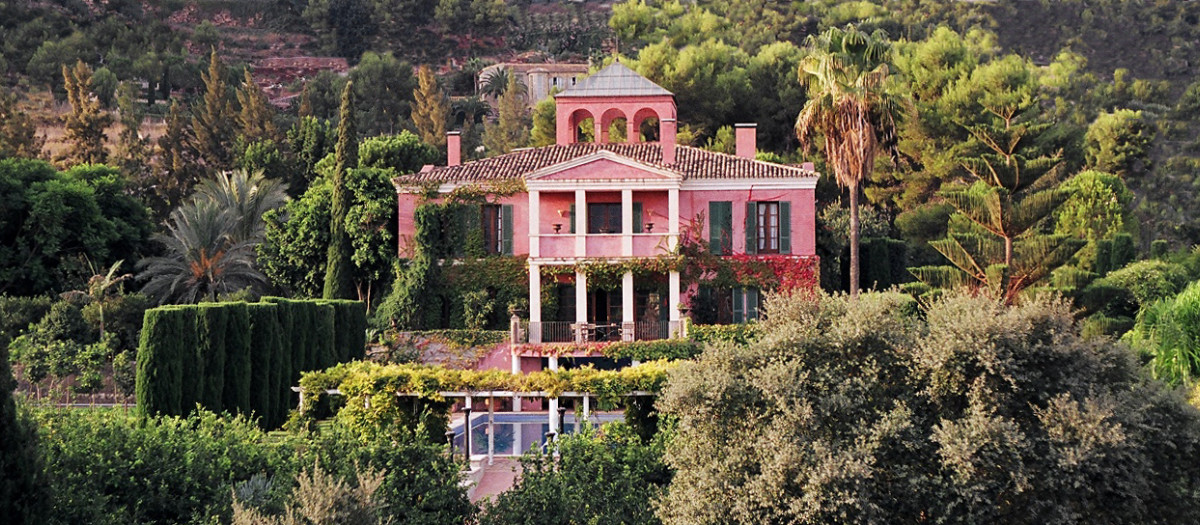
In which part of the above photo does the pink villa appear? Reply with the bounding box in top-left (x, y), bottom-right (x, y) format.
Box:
top-left (394, 63), bottom-right (819, 372)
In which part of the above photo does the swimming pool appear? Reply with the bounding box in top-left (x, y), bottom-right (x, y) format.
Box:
top-left (449, 412), bottom-right (625, 456)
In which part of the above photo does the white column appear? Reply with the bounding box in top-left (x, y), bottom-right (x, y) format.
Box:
top-left (669, 270), bottom-right (681, 337)
top-left (622, 271), bottom-right (634, 342)
top-left (575, 189), bottom-right (587, 257)
top-left (621, 189), bottom-right (633, 256)
top-left (529, 264), bottom-right (541, 344)
top-left (549, 397), bottom-right (559, 445)
top-left (582, 395), bottom-right (591, 427)
top-left (575, 271), bottom-right (588, 342)
top-left (487, 397), bottom-right (495, 465)
top-left (668, 188), bottom-right (680, 251)
top-left (529, 190), bottom-right (540, 258)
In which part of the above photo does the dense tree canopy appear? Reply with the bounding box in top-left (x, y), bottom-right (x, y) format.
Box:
top-left (659, 291), bottom-right (1200, 524)
top-left (0, 159), bottom-right (152, 296)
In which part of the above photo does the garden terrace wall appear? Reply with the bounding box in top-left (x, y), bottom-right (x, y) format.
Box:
top-left (135, 299), bottom-right (367, 428)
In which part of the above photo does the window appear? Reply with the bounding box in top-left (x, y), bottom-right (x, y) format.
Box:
top-left (745, 201), bottom-right (791, 254)
top-left (587, 203), bottom-right (621, 234)
top-left (708, 201), bottom-right (732, 255)
top-left (482, 205), bottom-right (502, 254)
top-left (756, 202), bottom-right (780, 254)
top-left (480, 204), bottom-right (513, 255)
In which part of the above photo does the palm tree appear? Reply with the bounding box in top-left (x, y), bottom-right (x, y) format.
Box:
top-left (480, 68), bottom-right (526, 99)
top-left (191, 169), bottom-right (288, 243)
top-left (137, 169), bottom-right (287, 304)
top-left (795, 25), bottom-right (906, 297)
top-left (138, 200), bottom-right (267, 304)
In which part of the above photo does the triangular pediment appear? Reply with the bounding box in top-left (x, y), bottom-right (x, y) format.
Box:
top-left (525, 150), bottom-right (681, 182)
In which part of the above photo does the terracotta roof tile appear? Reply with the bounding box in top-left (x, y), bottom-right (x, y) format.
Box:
top-left (395, 144), bottom-right (817, 185)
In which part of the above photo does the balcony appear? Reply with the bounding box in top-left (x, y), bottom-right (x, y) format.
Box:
top-left (536, 232), bottom-right (674, 259)
top-left (524, 320), bottom-right (679, 344)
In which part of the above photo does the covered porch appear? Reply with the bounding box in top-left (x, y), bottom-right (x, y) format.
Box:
top-left (524, 263), bottom-right (683, 344)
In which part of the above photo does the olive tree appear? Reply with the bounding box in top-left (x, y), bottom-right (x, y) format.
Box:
top-left (658, 291), bottom-right (1200, 524)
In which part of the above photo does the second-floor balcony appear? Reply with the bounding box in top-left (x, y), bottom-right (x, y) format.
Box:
top-left (525, 320), bottom-right (679, 343)
top-left (536, 232), bottom-right (675, 259)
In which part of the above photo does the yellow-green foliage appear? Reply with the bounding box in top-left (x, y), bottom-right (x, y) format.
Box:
top-left (297, 361), bottom-right (673, 435)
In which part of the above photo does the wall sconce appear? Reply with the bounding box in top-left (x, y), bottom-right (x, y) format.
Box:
top-left (553, 223), bottom-right (563, 233)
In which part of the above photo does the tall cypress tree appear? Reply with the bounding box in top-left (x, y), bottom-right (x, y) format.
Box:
top-left (323, 81), bottom-right (357, 300)
top-left (59, 60), bottom-right (113, 166)
top-left (236, 69), bottom-right (278, 145)
top-left (411, 65), bottom-right (448, 148)
top-left (1, 330), bottom-right (44, 523)
top-left (192, 49), bottom-right (235, 172)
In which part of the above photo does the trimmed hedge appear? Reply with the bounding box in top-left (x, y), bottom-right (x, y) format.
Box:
top-left (196, 305), bottom-right (228, 411)
top-left (135, 299), bottom-right (367, 427)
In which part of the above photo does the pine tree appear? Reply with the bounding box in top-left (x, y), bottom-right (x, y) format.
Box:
top-left (909, 55), bottom-right (1083, 304)
top-left (0, 86), bottom-right (44, 159)
top-left (59, 60), bottom-right (113, 166)
top-left (323, 81), bottom-right (357, 300)
top-left (148, 100), bottom-right (200, 221)
top-left (113, 82), bottom-right (152, 181)
top-left (298, 84), bottom-right (313, 118)
top-left (529, 93), bottom-right (557, 147)
top-left (411, 65), bottom-right (448, 148)
top-left (192, 49), bottom-right (236, 172)
top-left (236, 69), bottom-right (278, 145)
top-left (482, 74), bottom-right (529, 155)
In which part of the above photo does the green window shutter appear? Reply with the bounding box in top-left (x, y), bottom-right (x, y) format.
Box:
top-left (633, 202), bottom-right (643, 233)
top-left (746, 288), bottom-right (759, 321)
top-left (501, 204), bottom-right (514, 255)
top-left (709, 201), bottom-right (731, 255)
top-left (732, 287), bottom-right (745, 323)
top-left (779, 201), bottom-right (791, 254)
top-left (745, 202), bottom-right (757, 255)
top-left (569, 203), bottom-right (575, 233)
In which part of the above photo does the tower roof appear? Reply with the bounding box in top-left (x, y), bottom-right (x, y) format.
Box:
top-left (555, 62), bottom-right (673, 98)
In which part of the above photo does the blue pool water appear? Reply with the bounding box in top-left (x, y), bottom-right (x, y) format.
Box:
top-left (450, 412), bottom-right (625, 456)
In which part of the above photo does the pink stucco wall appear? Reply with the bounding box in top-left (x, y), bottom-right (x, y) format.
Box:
top-left (398, 186), bottom-right (816, 258)
top-left (396, 193), bottom-right (530, 256)
top-left (680, 188), bottom-right (816, 256)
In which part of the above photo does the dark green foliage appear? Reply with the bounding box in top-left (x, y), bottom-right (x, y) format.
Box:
top-left (271, 303), bottom-right (294, 428)
top-left (1151, 239), bottom-right (1170, 259)
top-left (196, 305), bottom-right (229, 411)
top-left (859, 236), bottom-right (910, 290)
top-left (174, 307), bottom-right (202, 413)
top-left (325, 299), bottom-right (367, 362)
top-left (0, 295), bottom-right (53, 348)
top-left (36, 408), bottom-right (294, 525)
top-left (324, 81), bottom-right (357, 301)
top-left (315, 303), bottom-right (337, 369)
top-left (0, 158), bottom-right (152, 296)
top-left (477, 423), bottom-right (669, 525)
top-left (136, 308), bottom-right (183, 417)
top-left (223, 302), bottom-right (252, 415)
top-left (247, 304), bottom-right (279, 423)
top-left (306, 423), bottom-right (473, 525)
top-left (658, 292), bottom-right (1200, 524)
top-left (1, 332), bottom-right (45, 524)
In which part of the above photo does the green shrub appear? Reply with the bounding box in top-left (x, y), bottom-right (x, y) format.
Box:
top-left (477, 423), bottom-right (668, 525)
top-left (247, 304), bottom-right (278, 424)
top-left (315, 302), bottom-right (336, 369)
top-left (1095, 259), bottom-right (1190, 308)
top-left (174, 307), bottom-right (202, 413)
top-left (1, 333), bottom-right (46, 524)
top-left (224, 302), bottom-right (252, 415)
top-left (35, 408), bottom-right (294, 525)
top-left (0, 295), bottom-right (52, 347)
top-left (1127, 282), bottom-right (1200, 385)
top-left (136, 308), bottom-right (184, 417)
top-left (304, 423), bottom-right (472, 525)
top-left (196, 305), bottom-right (229, 412)
top-left (689, 323), bottom-right (761, 346)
